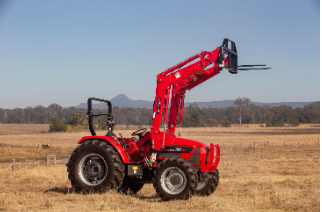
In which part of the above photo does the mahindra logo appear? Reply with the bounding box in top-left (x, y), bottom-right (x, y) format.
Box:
top-left (160, 146), bottom-right (193, 153)
top-left (165, 147), bottom-right (186, 152)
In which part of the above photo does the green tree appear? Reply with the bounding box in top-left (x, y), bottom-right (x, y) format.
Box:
top-left (97, 116), bottom-right (108, 130)
top-left (300, 102), bottom-right (320, 123)
top-left (234, 97), bottom-right (251, 125)
top-left (47, 103), bottom-right (63, 119)
top-left (65, 112), bottom-right (88, 131)
top-left (0, 109), bottom-right (5, 123)
top-left (49, 117), bottom-right (67, 132)
top-left (182, 103), bottom-right (203, 127)
top-left (25, 106), bottom-right (35, 123)
top-left (270, 105), bottom-right (298, 126)
top-left (34, 105), bottom-right (48, 123)
top-left (261, 105), bottom-right (274, 124)
top-left (66, 112), bottom-right (85, 125)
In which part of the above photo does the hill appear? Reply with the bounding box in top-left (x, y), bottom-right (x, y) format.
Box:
top-left (76, 94), bottom-right (152, 109)
top-left (76, 94), bottom-right (316, 109)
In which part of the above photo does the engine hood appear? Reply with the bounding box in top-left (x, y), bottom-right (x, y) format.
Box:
top-left (161, 132), bottom-right (208, 148)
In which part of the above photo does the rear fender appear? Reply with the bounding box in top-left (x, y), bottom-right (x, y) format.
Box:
top-left (78, 135), bottom-right (130, 163)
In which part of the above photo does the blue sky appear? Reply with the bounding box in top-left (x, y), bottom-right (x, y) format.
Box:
top-left (0, 0), bottom-right (320, 109)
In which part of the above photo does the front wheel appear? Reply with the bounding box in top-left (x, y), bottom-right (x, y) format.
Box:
top-left (152, 158), bottom-right (198, 201)
top-left (195, 169), bottom-right (219, 196)
top-left (67, 140), bottom-right (125, 193)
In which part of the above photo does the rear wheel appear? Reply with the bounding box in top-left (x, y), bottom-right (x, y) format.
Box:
top-left (152, 158), bottom-right (198, 201)
top-left (195, 169), bottom-right (219, 196)
top-left (67, 140), bottom-right (125, 193)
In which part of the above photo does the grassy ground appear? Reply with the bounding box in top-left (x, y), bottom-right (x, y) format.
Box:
top-left (0, 124), bottom-right (319, 211)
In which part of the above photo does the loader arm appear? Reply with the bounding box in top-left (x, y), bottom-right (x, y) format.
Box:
top-left (151, 39), bottom-right (233, 150)
top-left (150, 38), bottom-right (270, 150)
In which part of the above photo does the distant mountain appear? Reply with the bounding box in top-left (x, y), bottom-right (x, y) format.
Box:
top-left (186, 100), bottom-right (316, 109)
top-left (76, 94), bottom-right (316, 109)
top-left (250, 101), bottom-right (315, 108)
top-left (110, 94), bottom-right (152, 108)
top-left (76, 94), bottom-right (152, 109)
top-left (185, 100), bottom-right (234, 108)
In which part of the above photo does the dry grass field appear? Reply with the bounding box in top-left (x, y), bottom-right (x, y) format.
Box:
top-left (0, 124), bottom-right (320, 211)
top-left (0, 124), bottom-right (49, 135)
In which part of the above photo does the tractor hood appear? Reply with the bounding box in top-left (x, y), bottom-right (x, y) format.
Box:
top-left (161, 131), bottom-right (208, 148)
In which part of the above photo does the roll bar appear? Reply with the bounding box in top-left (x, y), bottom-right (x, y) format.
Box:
top-left (87, 97), bottom-right (115, 136)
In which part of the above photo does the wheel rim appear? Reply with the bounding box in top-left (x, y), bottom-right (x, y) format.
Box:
top-left (78, 153), bottom-right (108, 186)
top-left (160, 167), bottom-right (187, 195)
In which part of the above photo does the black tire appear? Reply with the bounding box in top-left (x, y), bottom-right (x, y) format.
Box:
top-left (118, 178), bottom-right (144, 195)
top-left (67, 140), bottom-right (125, 193)
top-left (152, 158), bottom-right (198, 201)
top-left (195, 169), bottom-right (219, 196)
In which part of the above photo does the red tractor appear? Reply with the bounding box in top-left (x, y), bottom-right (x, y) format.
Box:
top-left (67, 39), bottom-right (269, 200)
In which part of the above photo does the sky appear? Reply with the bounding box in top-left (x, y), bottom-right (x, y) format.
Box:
top-left (0, 0), bottom-right (320, 109)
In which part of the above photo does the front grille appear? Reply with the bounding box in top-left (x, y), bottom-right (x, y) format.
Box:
top-left (189, 154), bottom-right (200, 164)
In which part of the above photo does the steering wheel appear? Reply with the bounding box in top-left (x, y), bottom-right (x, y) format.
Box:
top-left (131, 128), bottom-right (147, 138)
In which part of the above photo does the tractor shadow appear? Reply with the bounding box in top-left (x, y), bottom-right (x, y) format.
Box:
top-left (132, 194), bottom-right (161, 202)
top-left (43, 187), bottom-right (162, 202)
top-left (44, 187), bottom-right (76, 194)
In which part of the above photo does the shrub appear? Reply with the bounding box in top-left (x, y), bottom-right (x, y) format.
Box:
top-left (221, 120), bottom-right (232, 127)
top-left (266, 122), bottom-right (284, 127)
top-left (290, 122), bottom-right (300, 127)
top-left (49, 117), bottom-right (67, 132)
top-left (205, 118), bottom-right (220, 127)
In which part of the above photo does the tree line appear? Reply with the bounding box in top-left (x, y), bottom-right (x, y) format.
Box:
top-left (0, 99), bottom-right (319, 130)
top-left (183, 99), bottom-right (319, 127)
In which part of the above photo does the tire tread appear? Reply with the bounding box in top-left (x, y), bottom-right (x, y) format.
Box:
top-left (67, 139), bottom-right (125, 193)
